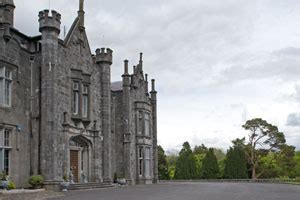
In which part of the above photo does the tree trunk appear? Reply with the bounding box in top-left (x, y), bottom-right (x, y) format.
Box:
top-left (252, 166), bottom-right (256, 179)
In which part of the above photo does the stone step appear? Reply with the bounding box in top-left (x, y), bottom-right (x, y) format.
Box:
top-left (68, 183), bottom-right (115, 190)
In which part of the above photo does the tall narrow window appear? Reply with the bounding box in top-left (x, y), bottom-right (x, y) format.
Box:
top-left (82, 85), bottom-right (89, 118)
top-left (138, 147), bottom-right (143, 176)
top-left (144, 113), bottom-right (150, 136)
top-left (73, 82), bottom-right (79, 115)
top-left (144, 147), bottom-right (151, 177)
top-left (4, 130), bottom-right (9, 147)
top-left (4, 149), bottom-right (9, 174)
top-left (0, 67), bottom-right (12, 107)
top-left (138, 111), bottom-right (143, 135)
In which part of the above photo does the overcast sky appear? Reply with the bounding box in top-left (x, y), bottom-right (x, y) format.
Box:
top-left (14, 0), bottom-right (300, 152)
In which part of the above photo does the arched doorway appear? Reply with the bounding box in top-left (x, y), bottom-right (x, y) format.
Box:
top-left (69, 135), bottom-right (92, 183)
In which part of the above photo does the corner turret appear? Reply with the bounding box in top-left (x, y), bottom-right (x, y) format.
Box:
top-left (0, 0), bottom-right (15, 40)
top-left (39, 10), bottom-right (61, 34)
top-left (95, 48), bottom-right (113, 64)
top-left (95, 47), bottom-right (113, 182)
top-left (0, 0), bottom-right (15, 26)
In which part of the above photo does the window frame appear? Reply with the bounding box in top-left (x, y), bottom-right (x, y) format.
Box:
top-left (72, 81), bottom-right (80, 115)
top-left (82, 84), bottom-right (89, 118)
top-left (0, 128), bottom-right (12, 175)
top-left (0, 66), bottom-right (12, 107)
top-left (138, 147), bottom-right (143, 176)
top-left (144, 147), bottom-right (151, 177)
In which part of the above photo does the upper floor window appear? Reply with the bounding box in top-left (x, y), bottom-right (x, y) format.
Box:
top-left (144, 113), bottom-right (150, 136)
top-left (0, 67), bottom-right (12, 107)
top-left (4, 130), bottom-right (9, 147)
top-left (82, 85), bottom-right (89, 118)
top-left (138, 111), bottom-right (143, 135)
top-left (72, 82), bottom-right (79, 115)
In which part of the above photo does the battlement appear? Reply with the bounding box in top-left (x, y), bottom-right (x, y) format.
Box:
top-left (38, 10), bottom-right (61, 33)
top-left (95, 48), bottom-right (113, 64)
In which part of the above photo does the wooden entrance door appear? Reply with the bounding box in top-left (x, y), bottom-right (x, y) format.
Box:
top-left (70, 150), bottom-right (79, 183)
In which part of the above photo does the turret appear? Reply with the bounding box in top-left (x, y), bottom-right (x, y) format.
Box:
top-left (95, 48), bottom-right (113, 64)
top-left (0, 0), bottom-right (15, 26)
top-left (0, 0), bottom-right (15, 40)
top-left (39, 10), bottom-right (61, 34)
top-left (95, 47), bottom-right (113, 182)
top-left (38, 9), bottom-right (61, 181)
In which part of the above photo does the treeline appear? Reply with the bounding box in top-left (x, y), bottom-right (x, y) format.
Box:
top-left (158, 118), bottom-right (300, 180)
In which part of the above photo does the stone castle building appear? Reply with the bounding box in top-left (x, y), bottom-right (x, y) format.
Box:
top-left (0, 0), bottom-right (158, 188)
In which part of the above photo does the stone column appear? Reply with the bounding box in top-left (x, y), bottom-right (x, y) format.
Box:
top-left (150, 79), bottom-right (158, 183)
top-left (122, 60), bottom-right (132, 183)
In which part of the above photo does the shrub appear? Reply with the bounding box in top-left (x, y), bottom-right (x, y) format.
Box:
top-left (7, 181), bottom-right (16, 190)
top-left (0, 171), bottom-right (8, 181)
top-left (28, 175), bottom-right (44, 188)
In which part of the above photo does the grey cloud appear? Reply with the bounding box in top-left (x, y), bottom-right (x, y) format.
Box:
top-left (286, 113), bottom-right (300, 126)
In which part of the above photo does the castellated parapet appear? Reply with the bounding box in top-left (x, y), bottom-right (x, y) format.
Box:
top-left (38, 10), bottom-right (61, 34)
top-left (95, 48), bottom-right (113, 64)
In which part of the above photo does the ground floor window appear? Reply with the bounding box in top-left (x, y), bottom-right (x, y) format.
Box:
top-left (145, 147), bottom-right (151, 177)
top-left (0, 129), bottom-right (11, 174)
top-left (138, 146), bottom-right (151, 178)
top-left (138, 147), bottom-right (143, 176)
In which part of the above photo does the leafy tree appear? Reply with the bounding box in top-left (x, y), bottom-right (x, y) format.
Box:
top-left (158, 145), bottom-right (170, 180)
top-left (242, 118), bottom-right (286, 179)
top-left (292, 151), bottom-right (300, 178)
top-left (201, 148), bottom-right (219, 179)
top-left (224, 146), bottom-right (248, 179)
top-left (174, 142), bottom-right (197, 179)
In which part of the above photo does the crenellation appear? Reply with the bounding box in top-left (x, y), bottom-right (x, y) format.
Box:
top-left (39, 10), bottom-right (61, 34)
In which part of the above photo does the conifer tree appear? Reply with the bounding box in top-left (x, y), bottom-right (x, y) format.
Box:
top-left (224, 146), bottom-right (248, 179)
top-left (158, 145), bottom-right (170, 180)
top-left (201, 148), bottom-right (219, 179)
top-left (174, 142), bottom-right (197, 179)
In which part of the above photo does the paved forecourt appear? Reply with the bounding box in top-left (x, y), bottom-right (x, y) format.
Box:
top-left (49, 182), bottom-right (300, 200)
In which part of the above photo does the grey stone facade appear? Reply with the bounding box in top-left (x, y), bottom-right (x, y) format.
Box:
top-left (0, 0), bottom-right (158, 188)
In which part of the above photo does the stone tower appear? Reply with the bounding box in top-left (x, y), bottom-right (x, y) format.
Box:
top-left (38, 9), bottom-right (61, 181)
top-left (95, 48), bottom-right (113, 182)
